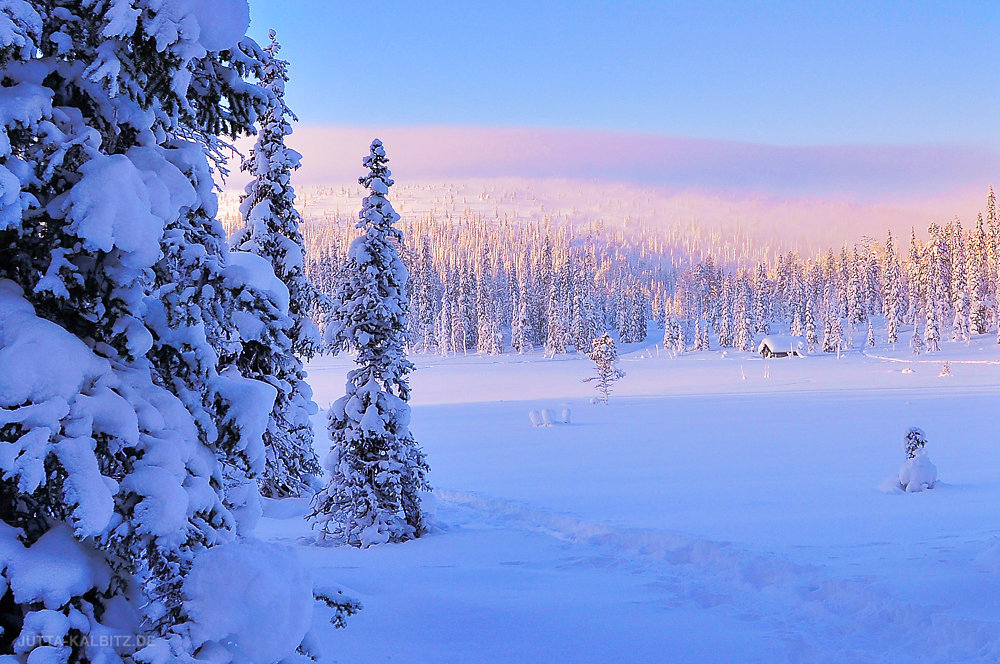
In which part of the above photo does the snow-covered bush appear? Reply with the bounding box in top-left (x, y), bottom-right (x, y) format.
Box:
top-left (310, 140), bottom-right (430, 547)
top-left (881, 427), bottom-right (937, 493)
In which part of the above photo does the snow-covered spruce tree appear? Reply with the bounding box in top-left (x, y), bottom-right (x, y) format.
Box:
top-left (232, 29), bottom-right (320, 497)
top-left (950, 220), bottom-right (970, 341)
top-left (883, 230), bottom-right (904, 344)
top-left (804, 295), bottom-right (818, 350)
top-left (583, 334), bottom-right (626, 404)
top-left (888, 427), bottom-right (937, 493)
top-left (311, 140), bottom-right (430, 547)
top-left (911, 321), bottom-right (924, 355)
top-left (512, 287), bottom-right (534, 353)
top-left (969, 213), bottom-right (990, 334)
top-left (0, 4), bottom-right (350, 663)
top-left (924, 294), bottom-right (941, 353)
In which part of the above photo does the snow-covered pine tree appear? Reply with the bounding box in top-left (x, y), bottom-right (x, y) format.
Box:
top-left (883, 230), bottom-right (904, 344)
top-left (907, 228), bottom-right (923, 326)
top-left (544, 267), bottom-right (568, 355)
top-left (654, 288), bottom-right (667, 329)
top-left (867, 319), bottom-right (875, 348)
top-left (663, 314), bottom-right (678, 350)
top-left (987, 186), bottom-right (999, 333)
top-left (697, 315), bottom-right (711, 350)
top-left (790, 280), bottom-right (804, 337)
top-left (911, 320), bottom-right (924, 355)
top-left (734, 278), bottom-right (754, 351)
top-left (924, 293), bottom-right (941, 353)
top-left (411, 237), bottom-right (440, 353)
top-left (583, 334), bottom-right (626, 404)
top-left (311, 140), bottom-right (430, 547)
top-left (459, 264), bottom-right (478, 352)
top-left (752, 263), bottom-right (772, 333)
top-left (893, 427), bottom-right (936, 493)
top-left (630, 289), bottom-right (649, 342)
top-left (232, 29), bottom-right (320, 497)
top-left (0, 4), bottom-right (342, 662)
top-left (511, 277), bottom-right (534, 353)
top-left (804, 294), bottom-right (818, 351)
top-left (476, 249), bottom-right (495, 354)
top-left (950, 220), bottom-right (970, 341)
top-left (927, 222), bottom-right (952, 334)
top-left (822, 304), bottom-right (844, 354)
top-left (969, 213), bottom-right (990, 334)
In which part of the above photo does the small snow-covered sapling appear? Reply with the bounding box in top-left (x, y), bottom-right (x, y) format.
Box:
top-left (897, 427), bottom-right (937, 493)
top-left (583, 334), bottom-right (625, 404)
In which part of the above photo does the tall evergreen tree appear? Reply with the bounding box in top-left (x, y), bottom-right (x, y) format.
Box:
top-left (232, 30), bottom-right (320, 497)
top-left (544, 265), bottom-right (569, 355)
top-left (511, 284), bottom-right (534, 353)
top-left (311, 140), bottom-right (430, 547)
top-left (733, 278), bottom-right (754, 351)
top-left (804, 294), bottom-right (818, 350)
top-left (969, 213), bottom-right (990, 334)
top-left (924, 294), bottom-right (941, 353)
top-left (949, 220), bottom-right (970, 341)
top-left (883, 230), bottom-right (904, 344)
top-left (911, 320), bottom-right (924, 355)
top-left (0, 4), bottom-right (340, 662)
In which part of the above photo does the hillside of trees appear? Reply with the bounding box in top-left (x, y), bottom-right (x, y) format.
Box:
top-left (225, 184), bottom-right (998, 358)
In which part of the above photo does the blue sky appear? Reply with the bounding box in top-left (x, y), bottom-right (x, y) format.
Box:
top-left (248, 1), bottom-right (999, 148)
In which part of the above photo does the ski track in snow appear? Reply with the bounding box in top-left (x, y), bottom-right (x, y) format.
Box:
top-left (435, 489), bottom-right (1000, 664)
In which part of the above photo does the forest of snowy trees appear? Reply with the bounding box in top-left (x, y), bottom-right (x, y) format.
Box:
top-left (285, 186), bottom-right (999, 358)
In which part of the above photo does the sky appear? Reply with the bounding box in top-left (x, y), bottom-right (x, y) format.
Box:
top-left (240, 1), bottom-right (999, 222)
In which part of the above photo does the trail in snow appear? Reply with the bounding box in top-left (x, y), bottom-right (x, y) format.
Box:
top-left (436, 489), bottom-right (1000, 664)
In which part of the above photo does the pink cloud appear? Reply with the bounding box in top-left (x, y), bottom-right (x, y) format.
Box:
top-left (277, 125), bottom-right (996, 200)
top-left (225, 126), bottom-right (998, 245)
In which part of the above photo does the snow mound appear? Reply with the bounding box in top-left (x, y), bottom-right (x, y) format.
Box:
top-left (0, 523), bottom-right (110, 608)
top-left (226, 251), bottom-right (290, 313)
top-left (161, 0), bottom-right (250, 52)
top-left (898, 454), bottom-right (937, 493)
top-left (879, 454), bottom-right (937, 494)
top-left (184, 539), bottom-right (313, 664)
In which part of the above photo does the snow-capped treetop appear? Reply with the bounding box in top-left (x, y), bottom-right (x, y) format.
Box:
top-left (234, 29), bottom-right (320, 360)
top-left (327, 139), bottom-right (412, 397)
top-left (163, 0), bottom-right (252, 52)
top-left (903, 427), bottom-right (928, 460)
top-left (358, 139), bottom-right (402, 232)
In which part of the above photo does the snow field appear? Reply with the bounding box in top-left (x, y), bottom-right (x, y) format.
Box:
top-left (283, 339), bottom-right (1000, 662)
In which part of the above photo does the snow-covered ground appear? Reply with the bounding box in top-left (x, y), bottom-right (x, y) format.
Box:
top-left (266, 333), bottom-right (1000, 663)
